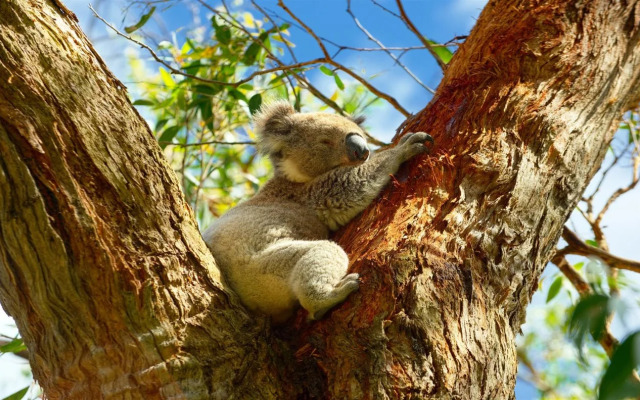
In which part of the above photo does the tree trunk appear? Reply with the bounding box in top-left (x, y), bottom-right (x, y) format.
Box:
top-left (0, 0), bottom-right (639, 399)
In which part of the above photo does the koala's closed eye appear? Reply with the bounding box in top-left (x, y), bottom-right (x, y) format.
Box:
top-left (320, 139), bottom-right (334, 147)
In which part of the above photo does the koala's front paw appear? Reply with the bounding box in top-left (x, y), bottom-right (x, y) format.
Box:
top-left (309, 273), bottom-right (360, 320)
top-left (335, 273), bottom-right (360, 292)
top-left (398, 132), bottom-right (434, 160)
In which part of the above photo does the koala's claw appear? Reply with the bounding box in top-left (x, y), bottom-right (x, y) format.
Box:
top-left (399, 132), bottom-right (434, 159)
top-left (400, 131), bottom-right (434, 146)
top-left (336, 273), bottom-right (360, 290)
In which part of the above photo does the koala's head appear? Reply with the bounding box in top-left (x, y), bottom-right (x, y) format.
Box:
top-left (253, 101), bottom-right (370, 183)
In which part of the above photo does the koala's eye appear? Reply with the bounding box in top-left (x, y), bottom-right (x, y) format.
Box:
top-left (320, 139), bottom-right (334, 147)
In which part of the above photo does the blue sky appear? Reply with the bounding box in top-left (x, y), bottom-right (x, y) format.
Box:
top-left (1, 1), bottom-right (638, 398)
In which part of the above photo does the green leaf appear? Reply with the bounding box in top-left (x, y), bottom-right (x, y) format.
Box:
top-left (243, 42), bottom-right (261, 65)
top-left (197, 99), bottom-right (214, 132)
top-left (248, 94), bottom-right (262, 115)
top-left (215, 25), bottom-right (231, 45)
top-left (0, 338), bottom-right (26, 354)
top-left (334, 73), bottom-right (345, 90)
top-left (193, 84), bottom-right (222, 97)
top-left (158, 126), bottom-right (181, 148)
top-left (546, 276), bottom-right (563, 303)
top-left (569, 294), bottom-right (611, 360)
top-left (427, 39), bottom-right (453, 64)
top-left (159, 68), bottom-right (175, 88)
top-left (228, 89), bottom-right (248, 103)
top-left (124, 6), bottom-right (156, 34)
top-left (319, 65), bottom-right (334, 76)
top-left (598, 332), bottom-right (640, 400)
top-left (586, 239), bottom-right (599, 247)
top-left (132, 99), bottom-right (154, 106)
top-left (2, 386), bottom-right (29, 400)
top-left (155, 118), bottom-right (169, 132)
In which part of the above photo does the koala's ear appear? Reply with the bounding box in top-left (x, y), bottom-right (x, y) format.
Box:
top-left (254, 101), bottom-right (295, 136)
top-left (254, 101), bottom-right (296, 156)
top-left (351, 115), bottom-right (366, 126)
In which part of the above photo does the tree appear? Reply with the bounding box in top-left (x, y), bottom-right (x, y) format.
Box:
top-left (1, 0), bottom-right (639, 399)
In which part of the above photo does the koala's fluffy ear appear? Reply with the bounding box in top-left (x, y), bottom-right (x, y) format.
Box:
top-left (254, 101), bottom-right (295, 155)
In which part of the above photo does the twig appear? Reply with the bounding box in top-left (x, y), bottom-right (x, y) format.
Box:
top-left (556, 227), bottom-right (640, 274)
top-left (277, 0), bottom-right (411, 117)
top-left (595, 154), bottom-right (640, 227)
top-left (517, 349), bottom-right (557, 396)
top-left (395, 0), bottom-right (447, 70)
top-left (90, 5), bottom-right (230, 86)
top-left (346, 1), bottom-right (435, 94)
top-left (91, 4), bottom-right (323, 90)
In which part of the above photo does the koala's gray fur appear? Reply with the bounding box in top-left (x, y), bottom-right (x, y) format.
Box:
top-left (203, 101), bottom-right (432, 322)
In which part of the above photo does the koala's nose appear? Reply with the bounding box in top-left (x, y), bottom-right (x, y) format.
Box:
top-left (345, 133), bottom-right (369, 162)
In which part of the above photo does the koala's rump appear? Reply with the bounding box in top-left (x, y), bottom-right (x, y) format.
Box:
top-left (202, 201), bottom-right (327, 317)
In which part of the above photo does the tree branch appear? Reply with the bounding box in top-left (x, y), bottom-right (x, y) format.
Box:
top-left (395, 0), bottom-right (447, 70)
top-left (556, 227), bottom-right (640, 274)
top-left (277, 0), bottom-right (411, 117)
top-left (346, 1), bottom-right (435, 95)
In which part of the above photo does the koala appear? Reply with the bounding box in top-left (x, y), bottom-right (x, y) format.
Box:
top-left (203, 101), bottom-right (433, 323)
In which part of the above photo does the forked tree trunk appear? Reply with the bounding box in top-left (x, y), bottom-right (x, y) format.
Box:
top-left (0, 0), bottom-right (639, 399)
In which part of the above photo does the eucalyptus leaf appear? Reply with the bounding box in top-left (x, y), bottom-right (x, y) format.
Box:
top-left (132, 99), bottom-right (154, 106)
top-left (215, 25), bottom-right (231, 45)
top-left (124, 6), bottom-right (156, 34)
top-left (0, 338), bottom-right (26, 354)
top-left (427, 39), bottom-right (453, 64)
top-left (319, 65), bottom-right (334, 76)
top-left (158, 126), bottom-right (181, 148)
top-left (598, 332), bottom-right (640, 400)
top-left (334, 73), bottom-right (345, 90)
top-left (243, 43), bottom-right (261, 65)
top-left (2, 387), bottom-right (28, 400)
top-left (546, 276), bottom-right (563, 303)
top-left (248, 94), bottom-right (262, 115)
top-left (569, 294), bottom-right (611, 360)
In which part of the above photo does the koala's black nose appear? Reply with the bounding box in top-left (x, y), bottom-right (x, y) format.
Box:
top-left (345, 133), bottom-right (369, 162)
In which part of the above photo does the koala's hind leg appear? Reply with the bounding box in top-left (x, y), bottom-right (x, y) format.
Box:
top-left (288, 241), bottom-right (360, 320)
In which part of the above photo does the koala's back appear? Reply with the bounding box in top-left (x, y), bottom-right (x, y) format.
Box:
top-left (203, 196), bottom-right (328, 319)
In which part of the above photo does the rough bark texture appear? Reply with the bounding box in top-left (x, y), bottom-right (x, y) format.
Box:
top-left (307, 1), bottom-right (640, 398)
top-left (0, 0), bottom-right (639, 399)
top-left (0, 1), bottom-right (288, 398)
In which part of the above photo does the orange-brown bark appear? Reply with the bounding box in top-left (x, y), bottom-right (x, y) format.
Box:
top-left (297, 0), bottom-right (640, 398)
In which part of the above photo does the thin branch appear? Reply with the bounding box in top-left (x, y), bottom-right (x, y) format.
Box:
top-left (556, 227), bottom-right (640, 274)
top-left (583, 144), bottom-right (626, 203)
top-left (90, 5), bottom-right (231, 86)
top-left (251, 0), bottom-right (299, 63)
top-left (277, 0), bottom-right (330, 59)
top-left (516, 349), bottom-right (557, 396)
top-left (277, 0), bottom-right (411, 117)
top-left (595, 153), bottom-right (640, 226)
top-left (346, 1), bottom-right (435, 94)
top-left (395, 0), bottom-right (447, 70)
top-left (371, 0), bottom-right (403, 20)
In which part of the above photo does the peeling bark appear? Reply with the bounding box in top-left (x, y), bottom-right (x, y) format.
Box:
top-left (0, 0), bottom-right (639, 399)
